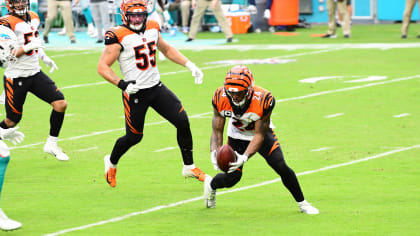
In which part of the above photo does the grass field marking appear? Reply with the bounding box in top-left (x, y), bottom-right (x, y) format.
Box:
top-left (311, 147), bottom-right (332, 152)
top-left (276, 74), bottom-right (420, 103)
top-left (324, 113), bottom-right (344, 118)
top-left (74, 146), bottom-right (99, 152)
top-left (44, 143), bottom-right (420, 236)
top-left (154, 147), bottom-right (176, 152)
top-left (10, 75), bottom-right (420, 151)
top-left (393, 113), bottom-right (411, 118)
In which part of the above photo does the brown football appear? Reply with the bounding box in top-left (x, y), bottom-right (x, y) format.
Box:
top-left (216, 144), bottom-right (236, 172)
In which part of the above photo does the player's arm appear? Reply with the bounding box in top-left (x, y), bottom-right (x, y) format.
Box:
top-left (157, 33), bottom-right (188, 65)
top-left (244, 111), bottom-right (271, 157)
top-left (97, 43), bottom-right (123, 87)
top-left (210, 107), bottom-right (225, 152)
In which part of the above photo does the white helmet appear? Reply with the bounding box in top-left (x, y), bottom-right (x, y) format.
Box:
top-left (0, 25), bottom-right (18, 68)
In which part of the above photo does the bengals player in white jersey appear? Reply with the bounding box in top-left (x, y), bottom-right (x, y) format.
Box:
top-left (98, 0), bottom-right (206, 188)
top-left (203, 65), bottom-right (319, 214)
top-left (0, 0), bottom-right (70, 161)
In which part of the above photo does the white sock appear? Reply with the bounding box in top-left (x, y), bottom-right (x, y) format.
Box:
top-left (184, 164), bottom-right (195, 170)
top-left (298, 200), bottom-right (308, 206)
top-left (47, 136), bottom-right (58, 144)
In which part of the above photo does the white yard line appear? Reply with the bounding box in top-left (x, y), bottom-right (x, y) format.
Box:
top-left (44, 143), bottom-right (420, 236)
top-left (74, 146), bottom-right (98, 152)
top-left (154, 147), bottom-right (176, 152)
top-left (9, 75), bottom-right (420, 150)
top-left (324, 113), bottom-right (344, 118)
top-left (393, 113), bottom-right (411, 118)
top-left (310, 147), bottom-right (332, 152)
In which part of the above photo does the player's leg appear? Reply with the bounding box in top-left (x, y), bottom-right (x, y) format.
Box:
top-left (0, 141), bottom-right (21, 231)
top-left (150, 83), bottom-right (205, 181)
top-left (204, 137), bottom-right (246, 208)
top-left (0, 77), bottom-right (30, 129)
top-left (29, 71), bottom-right (68, 161)
top-left (259, 129), bottom-right (319, 214)
top-left (105, 92), bottom-right (148, 187)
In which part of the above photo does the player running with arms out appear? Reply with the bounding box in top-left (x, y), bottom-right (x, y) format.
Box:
top-left (98, 0), bottom-right (206, 188)
top-left (203, 65), bottom-right (319, 214)
top-left (0, 0), bottom-right (69, 161)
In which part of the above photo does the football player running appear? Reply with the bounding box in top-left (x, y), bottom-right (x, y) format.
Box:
top-left (0, 0), bottom-right (70, 161)
top-left (204, 65), bottom-right (319, 214)
top-left (98, 0), bottom-right (206, 188)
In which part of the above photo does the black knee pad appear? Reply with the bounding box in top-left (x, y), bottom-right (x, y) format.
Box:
top-left (224, 171), bottom-right (243, 188)
top-left (126, 133), bottom-right (143, 146)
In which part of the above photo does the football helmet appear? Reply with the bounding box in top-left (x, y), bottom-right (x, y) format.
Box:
top-left (120, 0), bottom-right (148, 32)
top-left (5, 0), bottom-right (29, 17)
top-left (224, 65), bottom-right (254, 108)
top-left (0, 25), bottom-right (18, 68)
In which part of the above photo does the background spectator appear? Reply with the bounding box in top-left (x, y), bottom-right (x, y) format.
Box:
top-left (43, 0), bottom-right (76, 43)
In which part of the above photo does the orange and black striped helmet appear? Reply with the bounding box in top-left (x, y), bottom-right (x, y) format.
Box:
top-left (120, 0), bottom-right (148, 31)
top-left (5, 0), bottom-right (29, 16)
top-left (224, 65), bottom-right (254, 107)
top-left (224, 65), bottom-right (254, 92)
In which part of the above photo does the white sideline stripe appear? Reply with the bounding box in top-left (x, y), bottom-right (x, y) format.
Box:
top-left (324, 113), bottom-right (344, 118)
top-left (74, 146), bottom-right (98, 152)
top-left (154, 147), bottom-right (176, 152)
top-left (9, 75), bottom-right (420, 150)
top-left (393, 113), bottom-right (411, 118)
top-left (276, 75), bottom-right (420, 103)
top-left (310, 147), bottom-right (331, 152)
top-left (55, 49), bottom-right (339, 91)
top-left (44, 143), bottom-right (420, 236)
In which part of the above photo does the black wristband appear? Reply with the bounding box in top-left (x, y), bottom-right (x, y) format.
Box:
top-left (117, 80), bottom-right (129, 90)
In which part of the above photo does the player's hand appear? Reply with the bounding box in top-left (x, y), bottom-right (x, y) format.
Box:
top-left (263, 9), bottom-right (271, 19)
top-left (228, 151), bottom-right (248, 173)
top-left (42, 55), bottom-right (58, 73)
top-left (125, 82), bottom-right (142, 95)
top-left (185, 61), bottom-right (203, 84)
top-left (22, 37), bottom-right (44, 53)
top-left (247, 5), bottom-right (257, 14)
top-left (211, 150), bottom-right (220, 171)
top-left (0, 127), bottom-right (25, 145)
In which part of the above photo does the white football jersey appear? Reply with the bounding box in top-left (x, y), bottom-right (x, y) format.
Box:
top-left (0, 12), bottom-right (41, 79)
top-left (104, 21), bottom-right (160, 89)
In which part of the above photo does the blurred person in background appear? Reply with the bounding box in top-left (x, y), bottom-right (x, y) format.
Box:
top-left (186, 0), bottom-right (233, 42)
top-left (43, 0), bottom-right (76, 43)
top-left (323, 0), bottom-right (351, 38)
top-left (58, 0), bottom-right (97, 37)
top-left (90, 0), bottom-right (111, 43)
top-left (401, 0), bottom-right (420, 38)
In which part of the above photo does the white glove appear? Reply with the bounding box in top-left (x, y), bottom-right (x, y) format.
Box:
top-left (42, 55), bottom-right (58, 73)
top-left (247, 5), bottom-right (257, 14)
top-left (163, 10), bottom-right (171, 22)
top-left (0, 127), bottom-right (25, 145)
top-left (22, 37), bottom-right (44, 53)
top-left (211, 150), bottom-right (221, 171)
top-left (228, 151), bottom-right (248, 173)
top-left (264, 9), bottom-right (271, 19)
top-left (185, 61), bottom-right (203, 84)
top-left (125, 82), bottom-right (142, 95)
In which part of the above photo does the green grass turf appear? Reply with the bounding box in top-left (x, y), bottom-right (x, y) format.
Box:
top-left (1, 23), bottom-right (420, 235)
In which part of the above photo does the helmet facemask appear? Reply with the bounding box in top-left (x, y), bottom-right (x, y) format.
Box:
top-left (121, 0), bottom-right (148, 32)
top-left (7, 0), bottom-right (29, 17)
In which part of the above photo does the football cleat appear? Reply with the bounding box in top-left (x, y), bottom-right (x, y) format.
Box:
top-left (104, 155), bottom-right (117, 187)
top-left (0, 208), bottom-right (21, 231)
top-left (298, 200), bottom-right (319, 215)
top-left (182, 165), bottom-right (206, 181)
top-left (43, 142), bottom-right (69, 161)
top-left (204, 175), bottom-right (216, 208)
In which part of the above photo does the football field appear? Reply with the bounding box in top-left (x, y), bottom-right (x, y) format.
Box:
top-left (2, 24), bottom-right (420, 235)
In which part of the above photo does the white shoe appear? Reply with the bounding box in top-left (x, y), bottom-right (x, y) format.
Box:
top-left (298, 200), bottom-right (319, 215)
top-left (182, 164), bottom-right (206, 181)
top-left (43, 142), bottom-right (69, 161)
top-left (0, 208), bottom-right (21, 231)
top-left (204, 175), bottom-right (216, 208)
top-left (58, 28), bottom-right (66, 36)
top-left (89, 29), bottom-right (98, 38)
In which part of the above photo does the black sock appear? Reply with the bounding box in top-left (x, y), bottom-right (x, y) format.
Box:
top-left (0, 121), bottom-right (8, 129)
top-left (177, 124), bottom-right (193, 165)
top-left (50, 110), bottom-right (65, 137)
